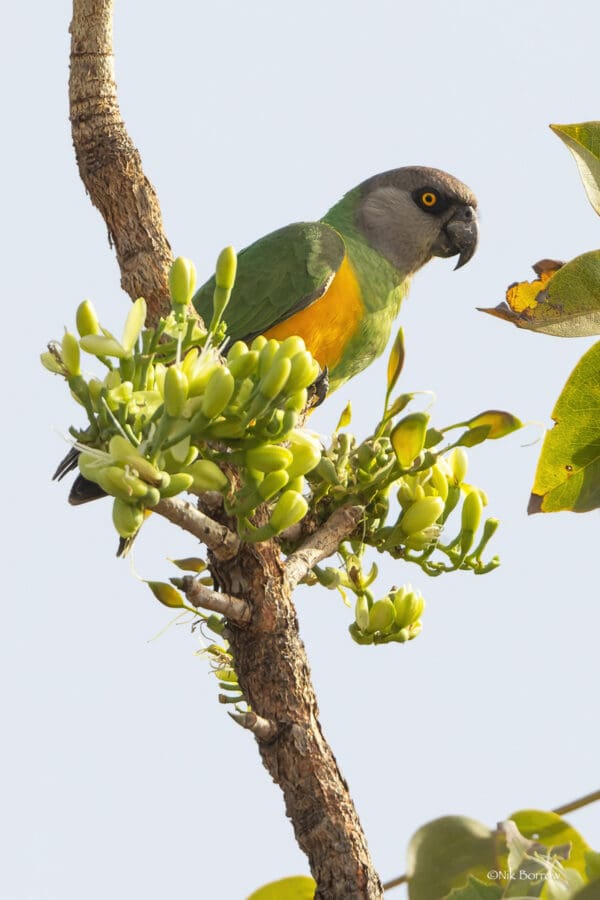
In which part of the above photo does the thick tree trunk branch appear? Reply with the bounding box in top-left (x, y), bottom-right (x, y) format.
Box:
top-left (181, 575), bottom-right (251, 627)
top-left (69, 0), bottom-right (173, 324)
top-left (67, 3), bottom-right (383, 896)
top-left (217, 540), bottom-right (382, 899)
top-left (284, 505), bottom-right (364, 590)
top-left (154, 497), bottom-right (240, 561)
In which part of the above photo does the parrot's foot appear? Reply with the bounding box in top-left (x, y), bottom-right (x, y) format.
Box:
top-left (308, 367), bottom-right (329, 409)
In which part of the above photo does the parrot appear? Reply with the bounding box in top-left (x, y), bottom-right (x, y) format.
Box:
top-left (54, 165), bottom-right (478, 533)
top-left (193, 166), bottom-right (478, 392)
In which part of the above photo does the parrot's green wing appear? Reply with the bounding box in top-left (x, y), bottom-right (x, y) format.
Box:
top-left (192, 222), bottom-right (346, 342)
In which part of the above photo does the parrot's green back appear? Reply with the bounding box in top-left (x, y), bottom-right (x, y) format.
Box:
top-left (193, 167), bottom-right (478, 391)
top-left (193, 192), bottom-right (408, 390)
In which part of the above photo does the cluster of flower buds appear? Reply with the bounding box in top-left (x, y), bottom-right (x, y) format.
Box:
top-left (350, 583), bottom-right (425, 645)
top-left (306, 395), bottom-right (509, 577)
top-left (42, 253), bottom-right (327, 547)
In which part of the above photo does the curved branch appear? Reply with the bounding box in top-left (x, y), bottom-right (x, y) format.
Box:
top-left (69, 0), bottom-right (173, 324)
top-left (67, 4), bottom-right (382, 896)
top-left (154, 497), bottom-right (240, 560)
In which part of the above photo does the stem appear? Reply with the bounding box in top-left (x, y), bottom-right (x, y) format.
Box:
top-left (553, 788), bottom-right (600, 817)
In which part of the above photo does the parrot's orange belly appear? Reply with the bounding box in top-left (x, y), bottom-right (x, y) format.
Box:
top-left (264, 255), bottom-right (363, 370)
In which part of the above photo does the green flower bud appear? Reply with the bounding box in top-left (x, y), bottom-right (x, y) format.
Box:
top-left (75, 299), bottom-right (100, 337)
top-left (246, 443), bottom-right (293, 473)
top-left (447, 447), bottom-right (468, 485)
top-left (257, 469), bottom-right (289, 501)
top-left (168, 257), bottom-right (197, 307)
top-left (215, 246), bottom-right (237, 292)
top-left (121, 297), bottom-right (147, 354)
top-left (314, 456), bottom-right (339, 485)
top-left (181, 347), bottom-right (199, 376)
top-left (97, 465), bottom-right (155, 502)
top-left (108, 380), bottom-right (133, 405)
top-left (187, 459), bottom-right (229, 493)
top-left (461, 489), bottom-right (483, 535)
top-left (286, 431), bottom-right (322, 478)
top-left (159, 472), bottom-right (195, 498)
top-left (269, 490), bottom-right (308, 533)
top-left (227, 340), bottom-right (249, 362)
top-left (80, 333), bottom-right (127, 359)
top-left (286, 351), bottom-right (321, 392)
top-left (61, 332), bottom-right (81, 376)
top-left (164, 365), bottom-right (189, 417)
top-left (284, 388), bottom-right (309, 413)
top-left (250, 335), bottom-right (268, 352)
top-left (108, 435), bottom-right (163, 485)
top-left (78, 450), bottom-right (109, 482)
top-left (112, 498), bottom-right (145, 539)
top-left (228, 349), bottom-right (260, 380)
top-left (390, 412), bottom-right (429, 469)
top-left (355, 595), bottom-right (370, 631)
top-left (392, 586), bottom-right (425, 629)
top-left (200, 367), bottom-right (235, 419)
top-left (367, 598), bottom-right (396, 634)
top-left (287, 475), bottom-right (305, 494)
top-left (256, 339), bottom-right (279, 376)
top-left (400, 495), bottom-right (445, 536)
top-left (187, 357), bottom-right (221, 397)
top-left (277, 335), bottom-right (306, 357)
top-left (429, 463), bottom-right (449, 502)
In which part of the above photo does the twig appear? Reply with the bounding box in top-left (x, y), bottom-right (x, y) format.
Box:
top-left (284, 505), bottom-right (363, 590)
top-left (181, 575), bottom-right (251, 626)
top-left (154, 497), bottom-right (240, 560)
top-left (552, 788), bottom-right (600, 817)
top-left (228, 710), bottom-right (277, 741)
top-left (69, 0), bottom-right (173, 324)
top-left (381, 873), bottom-right (408, 892)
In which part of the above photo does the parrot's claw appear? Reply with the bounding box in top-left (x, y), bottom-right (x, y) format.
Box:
top-left (308, 366), bottom-right (330, 409)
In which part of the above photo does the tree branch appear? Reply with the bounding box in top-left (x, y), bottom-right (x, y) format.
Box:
top-left (154, 497), bottom-right (240, 561)
top-left (68, 4), bottom-right (382, 896)
top-left (228, 710), bottom-right (277, 741)
top-left (181, 575), bottom-right (251, 627)
top-left (69, 0), bottom-right (173, 324)
top-left (284, 505), bottom-right (363, 589)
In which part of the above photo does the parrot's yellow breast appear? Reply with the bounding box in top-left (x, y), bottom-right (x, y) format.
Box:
top-left (264, 255), bottom-right (363, 370)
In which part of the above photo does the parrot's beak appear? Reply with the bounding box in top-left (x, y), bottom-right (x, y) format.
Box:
top-left (432, 205), bottom-right (479, 270)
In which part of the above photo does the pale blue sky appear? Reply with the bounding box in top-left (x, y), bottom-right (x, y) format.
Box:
top-left (4, 1), bottom-right (600, 898)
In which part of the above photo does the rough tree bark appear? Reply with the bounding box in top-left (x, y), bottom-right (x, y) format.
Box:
top-left (68, 3), bottom-right (383, 897)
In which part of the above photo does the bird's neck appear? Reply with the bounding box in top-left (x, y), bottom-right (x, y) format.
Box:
top-left (322, 191), bottom-right (408, 314)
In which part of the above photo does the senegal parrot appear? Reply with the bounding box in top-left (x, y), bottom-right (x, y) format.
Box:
top-left (55, 165), bottom-right (477, 514)
top-left (193, 166), bottom-right (478, 392)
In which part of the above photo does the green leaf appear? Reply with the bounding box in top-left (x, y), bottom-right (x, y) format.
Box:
top-left (509, 810), bottom-right (591, 876)
top-left (529, 340), bottom-right (600, 513)
top-left (481, 254), bottom-right (600, 337)
top-left (407, 815), bottom-right (497, 900)
top-left (551, 121), bottom-right (600, 215)
top-left (457, 411), bottom-right (523, 440)
top-left (121, 297), bottom-right (147, 354)
top-left (570, 883), bottom-right (600, 900)
top-left (146, 581), bottom-right (186, 609)
top-left (585, 850), bottom-right (600, 881)
top-left (168, 557), bottom-right (207, 573)
top-left (387, 326), bottom-right (406, 397)
top-left (335, 401), bottom-right (352, 431)
top-left (245, 875), bottom-right (316, 900)
top-left (445, 876), bottom-right (503, 900)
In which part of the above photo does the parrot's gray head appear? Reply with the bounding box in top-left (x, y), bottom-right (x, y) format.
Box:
top-left (355, 166), bottom-right (478, 275)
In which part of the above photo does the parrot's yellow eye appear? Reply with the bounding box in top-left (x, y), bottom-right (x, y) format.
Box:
top-left (421, 191), bottom-right (437, 207)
